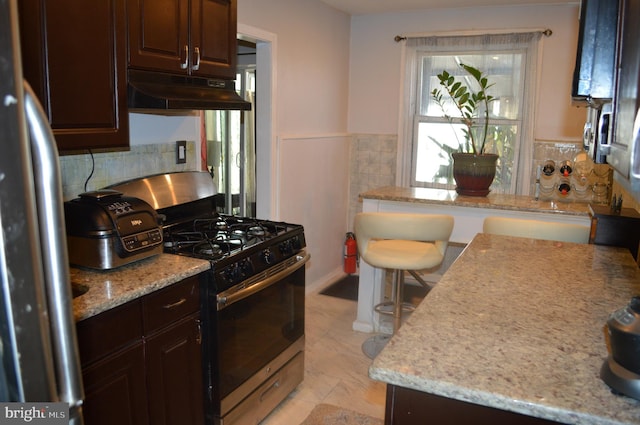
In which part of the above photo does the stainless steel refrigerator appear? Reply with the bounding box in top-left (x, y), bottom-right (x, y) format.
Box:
top-left (0, 0), bottom-right (85, 423)
top-left (611, 0), bottom-right (640, 191)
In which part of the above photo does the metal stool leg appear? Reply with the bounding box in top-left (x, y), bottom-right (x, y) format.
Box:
top-left (373, 269), bottom-right (416, 332)
top-left (393, 269), bottom-right (404, 333)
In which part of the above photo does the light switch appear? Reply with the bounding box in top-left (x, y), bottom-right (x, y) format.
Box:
top-left (176, 140), bottom-right (187, 164)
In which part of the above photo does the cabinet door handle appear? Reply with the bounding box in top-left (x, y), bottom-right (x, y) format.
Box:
top-left (582, 120), bottom-right (592, 151)
top-left (192, 47), bottom-right (201, 71)
top-left (195, 319), bottom-right (202, 345)
top-left (163, 298), bottom-right (187, 309)
top-left (180, 45), bottom-right (189, 69)
top-left (260, 379), bottom-right (281, 402)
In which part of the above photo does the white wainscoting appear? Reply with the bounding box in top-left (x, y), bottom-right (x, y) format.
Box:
top-left (277, 134), bottom-right (351, 292)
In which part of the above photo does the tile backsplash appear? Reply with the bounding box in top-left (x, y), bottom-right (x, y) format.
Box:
top-left (348, 134), bottom-right (398, 229)
top-left (59, 141), bottom-right (198, 201)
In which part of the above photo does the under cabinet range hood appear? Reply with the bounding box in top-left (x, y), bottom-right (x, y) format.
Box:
top-left (127, 69), bottom-right (251, 111)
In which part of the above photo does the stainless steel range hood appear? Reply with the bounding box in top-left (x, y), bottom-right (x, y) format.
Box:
top-left (127, 69), bottom-right (251, 111)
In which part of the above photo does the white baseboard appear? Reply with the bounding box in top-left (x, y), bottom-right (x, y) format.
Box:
top-left (306, 267), bottom-right (347, 295)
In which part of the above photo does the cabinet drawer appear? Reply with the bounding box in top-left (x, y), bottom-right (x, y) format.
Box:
top-left (142, 275), bottom-right (201, 333)
top-left (76, 299), bottom-right (143, 366)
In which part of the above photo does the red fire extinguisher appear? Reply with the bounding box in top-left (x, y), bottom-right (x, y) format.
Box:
top-left (344, 232), bottom-right (358, 274)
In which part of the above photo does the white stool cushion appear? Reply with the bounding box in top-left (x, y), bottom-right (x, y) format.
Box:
top-left (355, 212), bottom-right (454, 271)
top-left (363, 239), bottom-right (444, 270)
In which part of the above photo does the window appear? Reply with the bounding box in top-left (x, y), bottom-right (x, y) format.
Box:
top-left (400, 32), bottom-right (543, 195)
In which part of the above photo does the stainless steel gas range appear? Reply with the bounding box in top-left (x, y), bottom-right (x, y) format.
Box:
top-left (109, 171), bottom-right (308, 425)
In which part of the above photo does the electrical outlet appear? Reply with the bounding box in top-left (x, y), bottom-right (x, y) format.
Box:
top-left (176, 140), bottom-right (187, 164)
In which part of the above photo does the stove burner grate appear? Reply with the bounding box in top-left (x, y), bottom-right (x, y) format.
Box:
top-left (162, 214), bottom-right (298, 261)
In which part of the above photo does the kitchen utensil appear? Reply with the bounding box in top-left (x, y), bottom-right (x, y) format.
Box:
top-left (601, 296), bottom-right (640, 400)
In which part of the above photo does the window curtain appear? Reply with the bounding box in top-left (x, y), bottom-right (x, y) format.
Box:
top-left (401, 31), bottom-right (544, 195)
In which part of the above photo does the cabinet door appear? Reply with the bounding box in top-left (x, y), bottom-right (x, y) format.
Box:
top-left (19, 0), bottom-right (129, 151)
top-left (145, 314), bottom-right (205, 425)
top-left (82, 343), bottom-right (148, 425)
top-left (190, 0), bottom-right (237, 79)
top-left (128, 0), bottom-right (190, 73)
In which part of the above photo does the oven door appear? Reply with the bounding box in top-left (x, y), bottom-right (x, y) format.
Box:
top-left (205, 252), bottom-right (309, 418)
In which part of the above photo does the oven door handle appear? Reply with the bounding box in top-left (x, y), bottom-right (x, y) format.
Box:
top-left (217, 252), bottom-right (310, 310)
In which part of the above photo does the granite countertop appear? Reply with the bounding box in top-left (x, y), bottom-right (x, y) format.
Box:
top-left (370, 233), bottom-right (640, 425)
top-left (360, 186), bottom-right (592, 216)
top-left (71, 254), bottom-right (210, 322)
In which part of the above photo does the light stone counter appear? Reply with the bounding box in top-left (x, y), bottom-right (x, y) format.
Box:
top-left (71, 254), bottom-right (210, 322)
top-left (369, 233), bottom-right (640, 425)
top-left (360, 186), bottom-right (592, 216)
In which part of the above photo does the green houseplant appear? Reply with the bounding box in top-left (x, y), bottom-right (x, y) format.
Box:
top-left (431, 63), bottom-right (499, 196)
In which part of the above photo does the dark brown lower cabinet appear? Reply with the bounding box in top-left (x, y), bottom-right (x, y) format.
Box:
top-left (77, 275), bottom-right (204, 425)
top-left (146, 314), bottom-right (204, 425)
top-left (589, 204), bottom-right (640, 262)
top-left (385, 385), bottom-right (563, 425)
top-left (82, 342), bottom-right (148, 425)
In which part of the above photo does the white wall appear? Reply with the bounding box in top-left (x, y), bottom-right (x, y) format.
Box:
top-left (238, 0), bottom-right (350, 134)
top-left (348, 3), bottom-right (585, 140)
top-left (129, 113), bottom-right (200, 146)
top-left (278, 135), bottom-right (351, 292)
top-left (238, 0), bottom-right (352, 289)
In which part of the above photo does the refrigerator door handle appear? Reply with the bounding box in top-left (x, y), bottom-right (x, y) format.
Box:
top-left (24, 82), bottom-right (85, 422)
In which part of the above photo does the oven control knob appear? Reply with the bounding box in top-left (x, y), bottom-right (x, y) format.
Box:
top-left (262, 249), bottom-right (275, 265)
top-left (239, 259), bottom-right (254, 276)
top-left (280, 239), bottom-right (293, 255)
top-left (224, 264), bottom-right (241, 282)
top-left (225, 260), bottom-right (254, 283)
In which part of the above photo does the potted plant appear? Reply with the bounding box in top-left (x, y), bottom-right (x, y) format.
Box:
top-left (431, 63), bottom-right (499, 196)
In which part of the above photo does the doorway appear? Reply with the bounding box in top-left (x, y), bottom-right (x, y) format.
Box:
top-left (203, 40), bottom-right (256, 217)
top-left (202, 25), bottom-right (275, 219)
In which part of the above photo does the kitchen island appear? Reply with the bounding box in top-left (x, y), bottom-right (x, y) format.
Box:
top-left (369, 233), bottom-right (640, 425)
top-left (71, 253), bottom-right (210, 321)
top-left (355, 186), bottom-right (594, 333)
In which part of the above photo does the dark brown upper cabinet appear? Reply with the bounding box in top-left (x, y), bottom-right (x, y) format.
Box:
top-left (128, 0), bottom-right (237, 80)
top-left (19, 0), bottom-right (130, 151)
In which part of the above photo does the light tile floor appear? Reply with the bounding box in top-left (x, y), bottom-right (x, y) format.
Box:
top-left (260, 290), bottom-right (387, 424)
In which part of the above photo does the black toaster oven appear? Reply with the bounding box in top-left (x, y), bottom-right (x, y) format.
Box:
top-left (64, 190), bottom-right (163, 270)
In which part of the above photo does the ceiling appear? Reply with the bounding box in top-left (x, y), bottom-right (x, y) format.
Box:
top-left (319, 0), bottom-right (576, 15)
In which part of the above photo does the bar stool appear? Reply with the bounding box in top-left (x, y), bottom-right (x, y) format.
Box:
top-left (355, 212), bottom-right (454, 358)
top-left (482, 216), bottom-right (590, 243)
